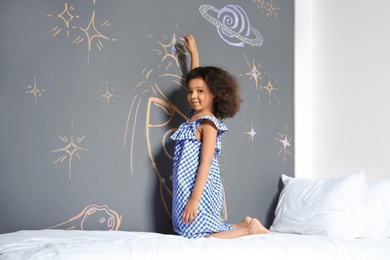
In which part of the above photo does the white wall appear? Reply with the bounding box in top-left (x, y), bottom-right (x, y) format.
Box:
top-left (295, 0), bottom-right (313, 178)
top-left (296, 0), bottom-right (390, 180)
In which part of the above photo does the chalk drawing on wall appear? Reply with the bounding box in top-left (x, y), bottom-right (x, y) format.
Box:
top-left (263, 74), bottom-right (280, 105)
top-left (146, 97), bottom-right (187, 218)
top-left (149, 32), bottom-right (188, 71)
top-left (199, 4), bottom-right (263, 47)
top-left (123, 70), bottom-right (187, 218)
top-left (52, 122), bottom-right (90, 178)
top-left (45, 1), bottom-right (117, 62)
top-left (25, 77), bottom-right (46, 104)
top-left (253, 0), bottom-right (280, 20)
top-left (124, 74), bottom-right (187, 219)
top-left (123, 70), bottom-right (187, 173)
top-left (125, 93), bottom-right (182, 218)
top-left (240, 54), bottom-right (280, 106)
top-left (99, 81), bottom-right (118, 109)
top-left (242, 55), bottom-right (262, 90)
top-left (275, 126), bottom-right (292, 162)
top-left (123, 90), bottom-right (186, 218)
top-left (48, 204), bottom-right (122, 231)
top-left (123, 30), bottom-right (189, 175)
top-left (78, 10), bottom-right (116, 62)
top-left (47, 2), bottom-right (79, 38)
top-left (243, 123), bottom-right (260, 148)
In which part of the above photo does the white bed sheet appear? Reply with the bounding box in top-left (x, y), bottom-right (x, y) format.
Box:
top-left (1, 230), bottom-right (390, 260)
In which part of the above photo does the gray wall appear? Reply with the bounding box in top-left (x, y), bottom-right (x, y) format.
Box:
top-left (0, 0), bottom-right (294, 234)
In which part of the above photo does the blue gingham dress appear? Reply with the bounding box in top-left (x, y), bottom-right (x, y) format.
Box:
top-left (170, 113), bottom-right (233, 238)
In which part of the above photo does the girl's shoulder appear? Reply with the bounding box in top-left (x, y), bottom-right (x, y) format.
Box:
top-left (195, 115), bottom-right (228, 132)
top-left (187, 110), bottom-right (227, 131)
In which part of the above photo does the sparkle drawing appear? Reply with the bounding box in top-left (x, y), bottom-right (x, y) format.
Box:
top-left (240, 55), bottom-right (262, 102)
top-left (45, 1), bottom-right (117, 62)
top-left (52, 122), bottom-right (90, 178)
top-left (243, 55), bottom-right (262, 88)
top-left (150, 32), bottom-right (188, 71)
top-left (241, 54), bottom-right (280, 105)
top-left (245, 124), bottom-right (259, 142)
top-left (78, 10), bottom-right (112, 62)
top-left (45, 2), bottom-right (79, 38)
top-left (57, 2), bottom-right (78, 37)
top-left (199, 4), bottom-right (263, 47)
top-left (25, 77), bottom-right (46, 104)
top-left (253, 0), bottom-right (280, 20)
top-left (243, 123), bottom-right (260, 148)
top-left (99, 82), bottom-right (118, 108)
top-left (275, 126), bottom-right (292, 162)
top-left (263, 74), bottom-right (280, 105)
top-left (48, 204), bottom-right (122, 231)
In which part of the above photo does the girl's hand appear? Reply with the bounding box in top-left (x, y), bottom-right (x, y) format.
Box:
top-left (181, 34), bottom-right (199, 70)
top-left (182, 198), bottom-right (199, 224)
top-left (182, 34), bottom-right (198, 56)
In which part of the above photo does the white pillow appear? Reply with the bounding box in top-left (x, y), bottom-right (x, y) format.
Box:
top-left (359, 179), bottom-right (390, 239)
top-left (270, 171), bottom-right (368, 239)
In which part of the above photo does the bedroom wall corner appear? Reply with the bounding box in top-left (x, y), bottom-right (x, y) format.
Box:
top-left (294, 0), bottom-right (314, 179)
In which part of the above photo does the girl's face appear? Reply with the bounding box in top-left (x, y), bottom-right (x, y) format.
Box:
top-left (187, 77), bottom-right (214, 116)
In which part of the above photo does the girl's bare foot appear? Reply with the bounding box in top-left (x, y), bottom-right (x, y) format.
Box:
top-left (232, 216), bottom-right (252, 229)
top-left (248, 218), bottom-right (272, 235)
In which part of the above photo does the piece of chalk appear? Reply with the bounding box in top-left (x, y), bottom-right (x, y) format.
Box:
top-left (180, 37), bottom-right (187, 42)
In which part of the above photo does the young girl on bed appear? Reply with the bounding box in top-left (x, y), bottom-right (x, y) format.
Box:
top-left (171, 34), bottom-right (271, 239)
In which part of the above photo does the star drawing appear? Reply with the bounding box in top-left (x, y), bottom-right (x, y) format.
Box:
top-left (52, 123), bottom-right (90, 178)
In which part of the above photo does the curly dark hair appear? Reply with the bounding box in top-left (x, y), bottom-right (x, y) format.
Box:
top-left (186, 66), bottom-right (242, 120)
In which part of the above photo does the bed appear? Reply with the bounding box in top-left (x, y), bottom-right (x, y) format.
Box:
top-left (1, 171), bottom-right (389, 260)
top-left (1, 229), bottom-right (390, 260)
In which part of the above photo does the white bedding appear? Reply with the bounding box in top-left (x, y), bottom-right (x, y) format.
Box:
top-left (1, 230), bottom-right (390, 260)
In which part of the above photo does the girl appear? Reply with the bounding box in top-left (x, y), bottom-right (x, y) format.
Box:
top-left (170, 35), bottom-right (271, 239)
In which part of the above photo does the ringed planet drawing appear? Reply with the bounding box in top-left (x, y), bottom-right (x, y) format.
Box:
top-left (199, 4), bottom-right (263, 47)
